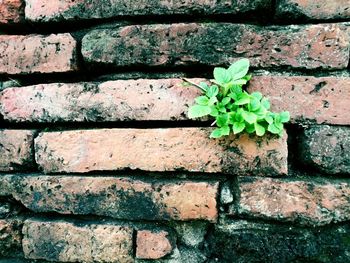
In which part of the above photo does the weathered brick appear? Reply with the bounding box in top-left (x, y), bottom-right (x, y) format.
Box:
top-left (230, 177), bottom-right (350, 226)
top-left (298, 125), bottom-right (350, 175)
top-left (0, 79), bottom-right (200, 123)
top-left (35, 128), bottom-right (288, 176)
top-left (136, 230), bottom-right (174, 259)
top-left (2, 76), bottom-right (348, 125)
top-left (276, 0), bottom-right (350, 21)
top-left (0, 34), bottom-right (78, 75)
top-left (0, 130), bottom-right (36, 172)
top-left (82, 23), bottom-right (349, 70)
top-left (0, 0), bottom-right (24, 24)
top-left (3, 175), bottom-right (219, 222)
top-left (22, 219), bottom-right (133, 263)
top-left (24, 0), bottom-right (272, 22)
top-left (0, 218), bottom-right (24, 258)
top-left (248, 75), bottom-right (350, 125)
top-left (211, 219), bottom-right (350, 263)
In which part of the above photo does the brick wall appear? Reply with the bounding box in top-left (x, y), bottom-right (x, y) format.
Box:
top-left (0, 1), bottom-right (349, 262)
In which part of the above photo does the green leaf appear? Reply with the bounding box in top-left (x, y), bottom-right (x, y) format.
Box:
top-left (195, 96), bottom-right (209, 105)
top-left (231, 79), bottom-right (247, 85)
top-left (248, 98), bottom-right (261, 111)
top-left (235, 108), bottom-right (244, 122)
top-left (199, 82), bottom-right (209, 91)
top-left (228, 58), bottom-right (250, 80)
top-left (221, 97), bottom-right (231, 105)
top-left (230, 85), bottom-right (243, 94)
top-left (242, 74), bottom-right (252, 81)
top-left (206, 85), bottom-right (219, 98)
top-left (214, 67), bottom-right (231, 84)
top-left (251, 92), bottom-right (263, 100)
top-left (265, 115), bottom-right (274, 124)
top-left (268, 123), bottom-right (282, 134)
top-left (280, 111), bottom-right (290, 123)
top-left (242, 111), bottom-right (257, 124)
top-left (210, 106), bottom-right (219, 117)
top-left (188, 105), bottom-right (211, 118)
top-left (255, 123), bottom-right (266, 136)
top-left (261, 98), bottom-right (271, 110)
top-left (210, 126), bottom-right (230, 138)
top-left (218, 104), bottom-right (227, 113)
top-left (245, 124), bottom-right (256, 134)
top-left (208, 96), bottom-right (218, 106)
top-left (232, 122), bottom-right (245, 134)
top-left (234, 92), bottom-right (251, 105)
top-left (228, 112), bottom-right (236, 124)
top-left (217, 114), bottom-right (229, 127)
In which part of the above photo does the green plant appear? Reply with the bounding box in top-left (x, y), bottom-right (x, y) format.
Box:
top-left (186, 59), bottom-right (290, 138)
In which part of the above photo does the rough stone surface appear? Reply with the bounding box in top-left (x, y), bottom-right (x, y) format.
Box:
top-left (248, 76), bottom-right (350, 125)
top-left (35, 128), bottom-right (288, 176)
top-left (0, 0), bottom-right (24, 24)
top-left (230, 177), bottom-right (350, 226)
top-left (0, 130), bottom-right (36, 172)
top-left (2, 175), bottom-right (219, 222)
top-left (82, 23), bottom-right (350, 70)
top-left (22, 219), bottom-right (133, 263)
top-left (0, 34), bottom-right (78, 75)
top-left (173, 222), bottom-right (208, 247)
top-left (0, 218), bottom-right (24, 258)
top-left (0, 79), bottom-right (201, 123)
top-left (299, 125), bottom-right (350, 175)
top-left (210, 219), bottom-right (350, 263)
top-left (24, 0), bottom-right (272, 22)
top-left (137, 230), bottom-right (174, 259)
top-left (276, 0), bottom-right (350, 21)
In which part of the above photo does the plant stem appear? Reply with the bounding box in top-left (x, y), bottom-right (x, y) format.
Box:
top-left (182, 78), bottom-right (206, 92)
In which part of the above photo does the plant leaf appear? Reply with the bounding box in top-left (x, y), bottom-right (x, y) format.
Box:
top-left (210, 126), bottom-right (230, 138)
top-left (199, 82), bottom-right (209, 91)
top-left (195, 96), bottom-right (209, 105)
top-left (234, 92), bottom-right (251, 105)
top-left (210, 106), bottom-right (219, 117)
top-left (242, 111), bottom-right (257, 124)
top-left (251, 92), bottom-right (263, 100)
top-left (261, 98), bottom-right (271, 110)
top-left (221, 97), bottom-right (231, 105)
top-left (228, 58), bottom-right (250, 80)
top-left (280, 111), bottom-right (290, 123)
top-left (214, 67), bottom-right (231, 84)
top-left (188, 105), bottom-right (211, 118)
top-left (268, 123), bottom-right (282, 134)
top-left (255, 123), bottom-right (266, 136)
top-left (206, 85), bottom-right (219, 98)
top-left (217, 114), bottom-right (229, 127)
top-left (246, 124), bottom-right (256, 134)
top-left (232, 122), bottom-right (245, 134)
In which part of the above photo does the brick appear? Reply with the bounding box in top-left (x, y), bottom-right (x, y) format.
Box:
top-left (24, 0), bottom-right (272, 22)
top-left (211, 220), bottom-right (350, 263)
top-left (230, 177), bottom-right (350, 226)
top-left (0, 79), bottom-right (201, 123)
top-left (0, 0), bottom-right (24, 24)
top-left (0, 34), bottom-right (78, 75)
top-left (3, 175), bottom-right (219, 222)
top-left (136, 230), bottom-right (174, 259)
top-left (248, 75), bottom-right (350, 125)
top-left (82, 23), bottom-right (349, 70)
top-left (299, 125), bottom-right (350, 175)
top-left (0, 130), bottom-right (36, 172)
top-left (0, 218), bottom-right (24, 258)
top-left (276, 0), bottom-right (350, 21)
top-left (35, 128), bottom-right (288, 176)
top-left (22, 219), bottom-right (133, 263)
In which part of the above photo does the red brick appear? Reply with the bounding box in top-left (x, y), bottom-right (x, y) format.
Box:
top-left (0, 130), bottom-right (36, 172)
top-left (276, 0), bottom-right (350, 21)
top-left (136, 230), bottom-right (174, 259)
top-left (82, 23), bottom-right (350, 70)
top-left (4, 175), bottom-right (219, 222)
top-left (24, 0), bottom-right (271, 22)
top-left (22, 219), bottom-right (133, 263)
top-left (248, 75), bottom-right (350, 125)
top-left (230, 177), bottom-right (350, 226)
top-left (0, 34), bottom-right (78, 75)
top-left (0, 0), bottom-right (24, 24)
top-left (0, 79), bottom-right (201, 122)
top-left (0, 218), bottom-right (24, 258)
top-left (34, 128), bottom-right (288, 176)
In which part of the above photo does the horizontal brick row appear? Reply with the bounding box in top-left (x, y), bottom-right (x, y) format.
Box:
top-left (211, 220), bottom-right (350, 262)
top-left (24, 0), bottom-right (272, 22)
top-left (298, 125), bottom-right (350, 175)
top-left (1, 76), bottom-right (349, 125)
top-left (34, 128), bottom-right (288, 175)
top-left (276, 0), bottom-right (350, 21)
top-left (0, 34), bottom-right (78, 75)
top-left (1, 0), bottom-right (347, 23)
top-left (0, 130), bottom-right (36, 172)
top-left (1, 175), bottom-right (219, 222)
top-left (82, 23), bottom-right (350, 70)
top-left (229, 177), bottom-right (350, 226)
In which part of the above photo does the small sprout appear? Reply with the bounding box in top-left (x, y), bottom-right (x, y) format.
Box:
top-left (186, 59), bottom-right (290, 138)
